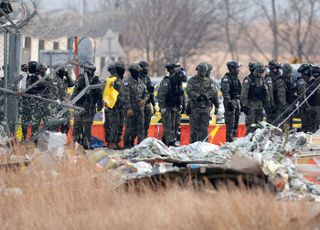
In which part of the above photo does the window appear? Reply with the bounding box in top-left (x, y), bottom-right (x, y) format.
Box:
top-left (100, 57), bottom-right (105, 71)
top-left (118, 33), bottom-right (123, 46)
top-left (53, 41), bottom-right (59, 50)
top-left (67, 38), bottom-right (73, 50)
top-left (24, 36), bottom-right (31, 49)
top-left (39, 39), bottom-right (45, 50)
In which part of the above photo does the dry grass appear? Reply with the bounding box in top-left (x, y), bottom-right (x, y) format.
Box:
top-left (0, 158), bottom-right (319, 230)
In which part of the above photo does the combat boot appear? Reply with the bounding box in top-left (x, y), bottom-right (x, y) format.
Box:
top-left (114, 142), bottom-right (123, 150)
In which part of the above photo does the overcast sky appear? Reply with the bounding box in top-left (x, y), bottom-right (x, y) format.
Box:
top-left (39, 0), bottom-right (100, 11)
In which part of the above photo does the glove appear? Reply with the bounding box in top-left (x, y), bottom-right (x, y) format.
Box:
top-left (214, 108), bottom-right (219, 115)
top-left (227, 102), bottom-right (234, 111)
top-left (127, 109), bottom-right (134, 118)
top-left (138, 99), bottom-right (146, 107)
top-left (242, 106), bottom-right (250, 115)
top-left (160, 108), bottom-right (167, 114)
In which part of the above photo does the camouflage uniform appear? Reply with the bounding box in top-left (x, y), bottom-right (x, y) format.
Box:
top-left (273, 64), bottom-right (295, 127)
top-left (265, 61), bottom-right (281, 124)
top-left (122, 64), bottom-right (148, 148)
top-left (307, 66), bottom-right (320, 133)
top-left (139, 61), bottom-right (155, 137)
top-left (186, 63), bottom-right (218, 143)
top-left (46, 67), bottom-right (74, 133)
top-left (72, 62), bottom-right (103, 149)
top-left (297, 64), bottom-right (312, 132)
top-left (241, 63), bottom-right (269, 134)
top-left (157, 64), bottom-right (187, 146)
top-left (104, 61), bottom-right (125, 149)
top-left (22, 61), bottom-right (46, 140)
top-left (221, 61), bottom-right (242, 142)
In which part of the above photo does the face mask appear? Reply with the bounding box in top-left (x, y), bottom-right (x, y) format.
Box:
top-left (130, 70), bottom-right (140, 79)
top-left (115, 67), bottom-right (125, 77)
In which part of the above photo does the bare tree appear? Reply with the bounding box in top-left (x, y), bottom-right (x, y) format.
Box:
top-left (254, 0), bottom-right (280, 60)
top-left (126, 0), bottom-right (221, 75)
top-left (278, 0), bottom-right (320, 62)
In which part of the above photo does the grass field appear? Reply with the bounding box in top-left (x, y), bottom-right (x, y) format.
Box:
top-left (0, 154), bottom-right (320, 230)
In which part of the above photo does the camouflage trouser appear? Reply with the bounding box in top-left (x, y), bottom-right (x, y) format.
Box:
top-left (123, 108), bottom-right (145, 148)
top-left (73, 109), bottom-right (95, 147)
top-left (265, 106), bottom-right (277, 124)
top-left (308, 106), bottom-right (320, 133)
top-left (161, 108), bottom-right (178, 145)
top-left (275, 104), bottom-right (292, 128)
top-left (21, 97), bottom-right (44, 140)
top-left (224, 103), bottom-right (240, 142)
top-left (144, 103), bottom-right (153, 136)
top-left (104, 107), bottom-right (124, 143)
top-left (245, 107), bottom-right (264, 134)
top-left (189, 107), bottom-right (210, 143)
top-left (175, 111), bottom-right (181, 141)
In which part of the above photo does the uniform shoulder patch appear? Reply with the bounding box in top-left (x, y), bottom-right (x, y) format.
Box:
top-left (123, 81), bottom-right (129, 86)
top-left (244, 78), bottom-right (249, 83)
top-left (222, 78), bottom-right (229, 82)
top-left (162, 82), bottom-right (168, 87)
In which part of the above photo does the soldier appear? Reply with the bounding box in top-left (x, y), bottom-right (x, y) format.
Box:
top-left (265, 61), bottom-right (281, 124)
top-left (139, 61), bottom-right (155, 137)
top-left (221, 61), bottom-right (242, 142)
top-left (273, 63), bottom-right (293, 127)
top-left (157, 63), bottom-right (187, 146)
top-left (45, 64), bottom-right (74, 133)
top-left (297, 64), bottom-right (312, 132)
top-left (104, 61), bottom-right (125, 149)
top-left (22, 61), bottom-right (46, 140)
top-left (186, 63), bottom-right (218, 143)
top-left (72, 61), bottom-right (103, 149)
top-left (307, 66), bottom-right (320, 133)
top-left (103, 63), bottom-right (115, 147)
top-left (241, 63), bottom-right (269, 134)
top-left (122, 64), bottom-right (148, 148)
top-left (203, 62), bottom-right (220, 116)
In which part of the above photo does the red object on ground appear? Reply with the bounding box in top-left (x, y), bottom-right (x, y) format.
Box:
top-left (68, 124), bottom-right (246, 146)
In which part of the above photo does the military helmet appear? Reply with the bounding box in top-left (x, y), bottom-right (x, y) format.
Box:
top-left (267, 60), bottom-right (281, 69)
top-left (83, 61), bottom-right (96, 71)
top-left (195, 63), bottom-right (208, 72)
top-left (297, 64), bottom-right (312, 74)
top-left (254, 62), bottom-right (265, 74)
top-left (28, 61), bottom-right (38, 74)
top-left (165, 63), bottom-right (177, 70)
top-left (107, 63), bottom-right (115, 72)
top-left (227, 61), bottom-right (242, 69)
top-left (199, 62), bottom-right (212, 72)
top-left (282, 63), bottom-right (293, 74)
top-left (248, 62), bottom-right (256, 72)
top-left (138, 61), bottom-right (149, 68)
top-left (114, 61), bottom-right (125, 70)
top-left (37, 63), bottom-right (47, 73)
top-left (311, 66), bottom-right (320, 77)
top-left (128, 63), bottom-right (141, 72)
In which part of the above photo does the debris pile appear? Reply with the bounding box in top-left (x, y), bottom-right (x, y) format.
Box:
top-left (3, 122), bottom-right (320, 202)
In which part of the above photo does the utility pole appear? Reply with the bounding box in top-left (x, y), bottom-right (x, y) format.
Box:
top-left (3, 32), bottom-right (22, 135)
